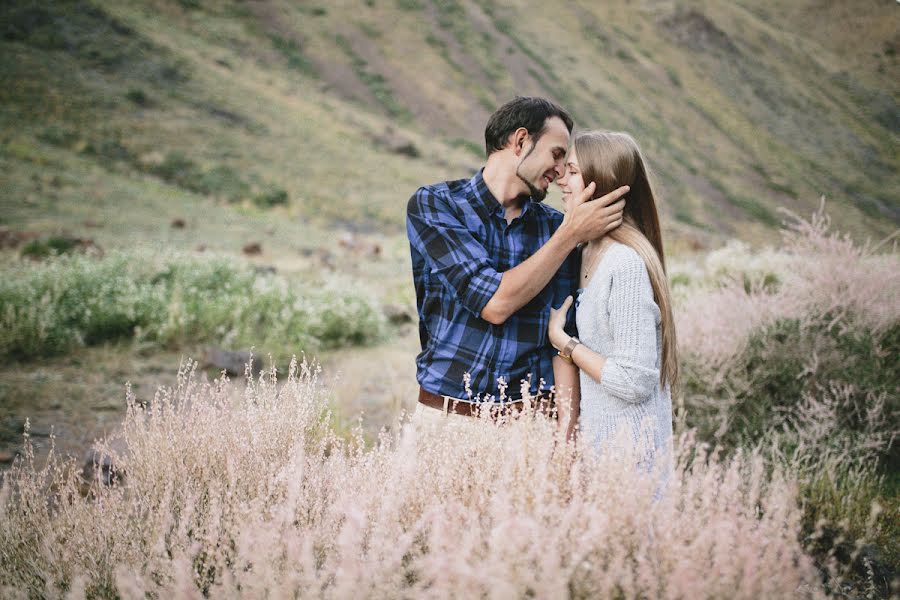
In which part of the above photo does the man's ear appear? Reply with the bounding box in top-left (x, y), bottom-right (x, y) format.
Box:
top-left (510, 127), bottom-right (529, 156)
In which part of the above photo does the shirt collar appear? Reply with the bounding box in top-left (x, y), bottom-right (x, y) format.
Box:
top-left (470, 169), bottom-right (537, 220)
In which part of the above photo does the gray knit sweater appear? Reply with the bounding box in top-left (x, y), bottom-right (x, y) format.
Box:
top-left (575, 242), bottom-right (673, 466)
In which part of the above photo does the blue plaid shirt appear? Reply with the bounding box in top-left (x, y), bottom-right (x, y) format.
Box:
top-left (406, 170), bottom-right (579, 402)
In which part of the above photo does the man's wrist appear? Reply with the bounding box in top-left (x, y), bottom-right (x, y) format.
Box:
top-left (554, 221), bottom-right (581, 252)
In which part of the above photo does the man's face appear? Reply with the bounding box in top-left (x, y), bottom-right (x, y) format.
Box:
top-left (515, 116), bottom-right (570, 202)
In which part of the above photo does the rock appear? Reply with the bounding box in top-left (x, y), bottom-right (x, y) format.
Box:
top-left (0, 227), bottom-right (40, 249)
top-left (28, 426), bottom-right (51, 438)
top-left (659, 9), bottom-right (738, 55)
top-left (171, 218), bottom-right (186, 229)
top-left (201, 348), bottom-right (264, 378)
top-left (372, 128), bottom-right (421, 159)
top-left (384, 303), bottom-right (415, 325)
top-left (336, 232), bottom-right (382, 258)
top-left (242, 242), bottom-right (262, 255)
top-left (316, 248), bottom-right (335, 269)
top-left (253, 265), bottom-right (277, 275)
top-left (81, 436), bottom-right (129, 487)
top-left (196, 244), bottom-right (207, 252)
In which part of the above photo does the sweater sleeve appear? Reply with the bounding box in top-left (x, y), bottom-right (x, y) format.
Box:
top-left (598, 248), bottom-right (662, 403)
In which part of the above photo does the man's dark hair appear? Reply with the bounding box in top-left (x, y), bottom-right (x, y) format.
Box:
top-left (484, 96), bottom-right (574, 157)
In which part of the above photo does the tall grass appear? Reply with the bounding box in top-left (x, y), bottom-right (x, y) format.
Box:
top-left (0, 251), bottom-right (386, 360)
top-left (0, 360), bottom-right (825, 599)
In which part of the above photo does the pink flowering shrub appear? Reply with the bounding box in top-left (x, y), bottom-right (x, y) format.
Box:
top-left (675, 206), bottom-right (899, 591)
top-left (0, 360), bottom-right (826, 599)
top-left (676, 205), bottom-right (899, 371)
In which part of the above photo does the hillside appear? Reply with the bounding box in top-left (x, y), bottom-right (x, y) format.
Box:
top-left (1, 0), bottom-right (898, 249)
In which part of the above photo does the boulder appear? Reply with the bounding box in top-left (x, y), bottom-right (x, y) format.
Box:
top-left (201, 348), bottom-right (264, 378)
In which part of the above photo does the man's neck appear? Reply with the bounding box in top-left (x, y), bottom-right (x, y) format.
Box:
top-left (482, 158), bottom-right (529, 210)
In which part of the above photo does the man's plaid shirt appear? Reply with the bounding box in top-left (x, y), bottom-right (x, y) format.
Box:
top-left (406, 170), bottom-right (578, 402)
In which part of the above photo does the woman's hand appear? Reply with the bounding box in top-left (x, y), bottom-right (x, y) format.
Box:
top-left (548, 295), bottom-right (574, 351)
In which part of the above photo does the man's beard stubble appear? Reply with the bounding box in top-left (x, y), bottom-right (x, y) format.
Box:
top-left (515, 161), bottom-right (547, 203)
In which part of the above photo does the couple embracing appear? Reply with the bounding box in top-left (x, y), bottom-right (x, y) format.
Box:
top-left (406, 97), bottom-right (677, 467)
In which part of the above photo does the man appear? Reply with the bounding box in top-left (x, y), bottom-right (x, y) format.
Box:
top-left (406, 97), bottom-right (627, 434)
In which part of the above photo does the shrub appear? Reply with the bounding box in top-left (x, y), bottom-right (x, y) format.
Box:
top-left (675, 206), bottom-right (900, 590)
top-left (36, 125), bottom-right (80, 148)
top-left (149, 152), bottom-right (205, 193)
top-left (0, 251), bottom-right (385, 361)
top-left (197, 165), bottom-right (250, 202)
top-left (125, 88), bottom-right (149, 106)
top-left (19, 235), bottom-right (82, 259)
top-left (252, 187), bottom-right (288, 209)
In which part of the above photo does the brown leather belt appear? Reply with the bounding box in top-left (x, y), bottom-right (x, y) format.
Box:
top-left (417, 387), bottom-right (555, 419)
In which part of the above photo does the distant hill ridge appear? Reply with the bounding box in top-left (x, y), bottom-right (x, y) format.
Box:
top-left (1, 0), bottom-right (897, 243)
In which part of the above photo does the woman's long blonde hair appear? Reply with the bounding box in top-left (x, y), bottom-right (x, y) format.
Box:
top-left (573, 131), bottom-right (679, 389)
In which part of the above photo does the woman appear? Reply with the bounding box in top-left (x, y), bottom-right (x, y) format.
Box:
top-left (549, 131), bottom-right (677, 471)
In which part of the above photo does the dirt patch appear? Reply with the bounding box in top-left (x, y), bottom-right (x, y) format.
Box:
top-left (659, 9), bottom-right (739, 56)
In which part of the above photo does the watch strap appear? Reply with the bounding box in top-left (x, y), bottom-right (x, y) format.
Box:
top-left (559, 336), bottom-right (581, 362)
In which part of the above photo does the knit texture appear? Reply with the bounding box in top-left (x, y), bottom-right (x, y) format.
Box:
top-left (575, 242), bottom-right (673, 467)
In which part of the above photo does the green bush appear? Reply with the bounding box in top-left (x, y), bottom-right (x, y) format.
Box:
top-left (125, 88), bottom-right (150, 106)
top-left (150, 151), bottom-right (206, 192)
top-left (252, 188), bottom-right (289, 209)
top-left (0, 252), bottom-right (385, 361)
top-left (682, 317), bottom-right (899, 460)
top-left (19, 236), bottom-right (83, 259)
top-left (197, 165), bottom-right (250, 202)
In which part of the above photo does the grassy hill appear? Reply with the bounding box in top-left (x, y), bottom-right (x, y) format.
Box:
top-left (1, 0), bottom-right (897, 250)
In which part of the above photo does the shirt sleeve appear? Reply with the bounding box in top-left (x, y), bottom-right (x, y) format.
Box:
top-left (553, 249), bottom-right (580, 337)
top-left (406, 186), bottom-right (502, 318)
top-left (599, 249), bottom-right (661, 403)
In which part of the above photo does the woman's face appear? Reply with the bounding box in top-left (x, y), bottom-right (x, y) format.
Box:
top-left (557, 148), bottom-right (585, 213)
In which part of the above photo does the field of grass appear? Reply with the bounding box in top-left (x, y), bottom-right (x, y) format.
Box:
top-left (0, 0), bottom-right (898, 596)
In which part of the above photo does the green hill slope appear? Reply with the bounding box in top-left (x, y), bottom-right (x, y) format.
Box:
top-left (1, 0), bottom-right (897, 246)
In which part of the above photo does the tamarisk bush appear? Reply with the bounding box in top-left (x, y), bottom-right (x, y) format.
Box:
top-left (675, 206), bottom-right (899, 590)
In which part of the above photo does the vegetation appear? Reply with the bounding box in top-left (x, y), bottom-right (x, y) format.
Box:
top-left (0, 252), bottom-right (386, 361)
top-left (1, 1), bottom-right (896, 238)
top-left (0, 211), bottom-right (896, 596)
top-left (674, 210), bottom-right (899, 591)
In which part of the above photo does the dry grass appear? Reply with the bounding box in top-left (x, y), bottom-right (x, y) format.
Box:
top-left (1, 359), bottom-right (826, 599)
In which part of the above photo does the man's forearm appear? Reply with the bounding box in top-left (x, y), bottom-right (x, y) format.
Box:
top-left (480, 225), bottom-right (578, 324)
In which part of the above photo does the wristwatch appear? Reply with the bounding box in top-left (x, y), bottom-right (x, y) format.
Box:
top-left (558, 337), bottom-right (581, 364)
